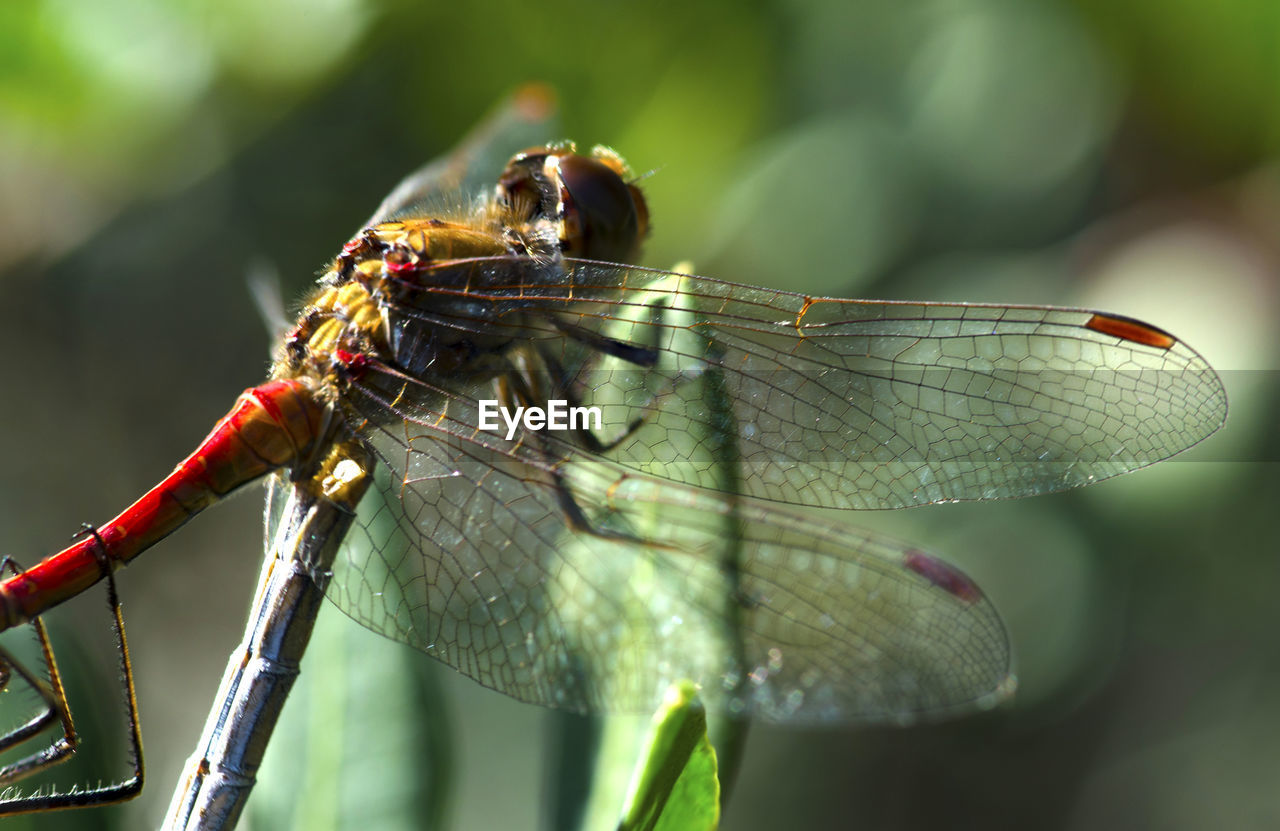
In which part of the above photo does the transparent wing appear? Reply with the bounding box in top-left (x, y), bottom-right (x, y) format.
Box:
top-left (364, 84), bottom-right (559, 228)
top-left (321, 254), bottom-right (1222, 723)
top-left (378, 257), bottom-right (1227, 510)
top-left (327, 379), bottom-right (1010, 724)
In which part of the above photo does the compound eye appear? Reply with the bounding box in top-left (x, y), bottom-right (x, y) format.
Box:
top-left (557, 154), bottom-right (646, 262)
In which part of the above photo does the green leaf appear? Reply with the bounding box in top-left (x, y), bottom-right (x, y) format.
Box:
top-left (618, 681), bottom-right (719, 831)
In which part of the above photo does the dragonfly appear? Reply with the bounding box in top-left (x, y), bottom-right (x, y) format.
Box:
top-left (0, 85), bottom-right (1227, 828)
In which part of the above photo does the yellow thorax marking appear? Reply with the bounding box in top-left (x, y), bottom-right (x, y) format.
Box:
top-left (299, 219), bottom-right (511, 367)
top-left (307, 280), bottom-right (384, 354)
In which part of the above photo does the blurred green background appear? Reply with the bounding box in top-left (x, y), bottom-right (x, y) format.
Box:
top-left (0, 0), bottom-right (1276, 828)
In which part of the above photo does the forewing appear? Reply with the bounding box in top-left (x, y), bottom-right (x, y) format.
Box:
top-left (380, 258), bottom-right (1227, 510)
